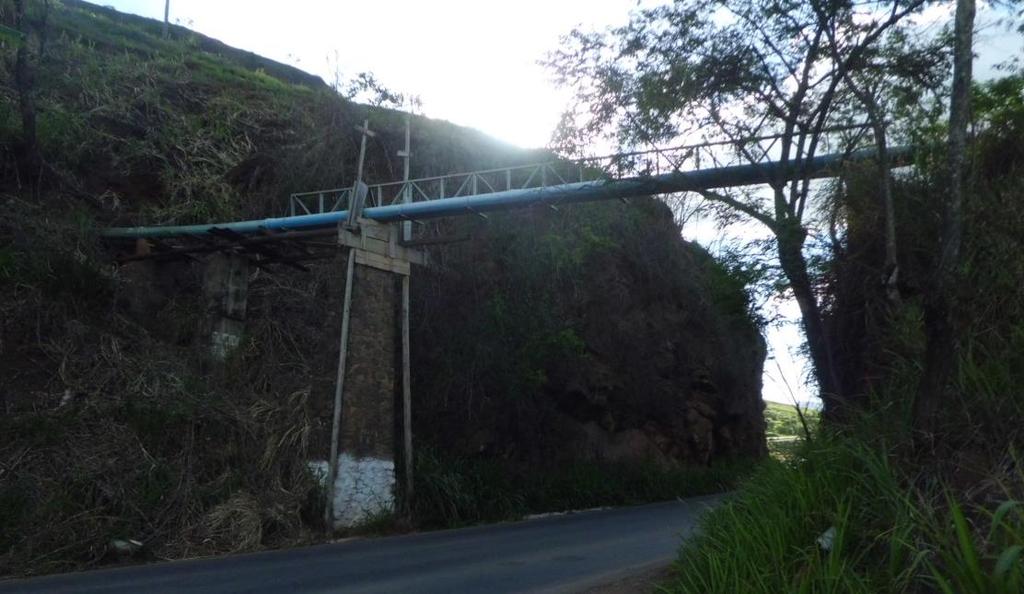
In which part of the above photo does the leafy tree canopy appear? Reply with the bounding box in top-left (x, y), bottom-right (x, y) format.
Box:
top-left (545, 0), bottom-right (951, 413)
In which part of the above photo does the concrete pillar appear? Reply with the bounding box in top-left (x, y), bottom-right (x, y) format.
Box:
top-left (202, 252), bottom-right (249, 360)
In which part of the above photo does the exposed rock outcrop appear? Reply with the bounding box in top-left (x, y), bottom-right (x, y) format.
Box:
top-left (411, 200), bottom-right (767, 467)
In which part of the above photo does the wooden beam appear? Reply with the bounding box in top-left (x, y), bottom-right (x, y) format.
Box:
top-left (400, 232), bottom-right (470, 247)
top-left (209, 228), bottom-right (307, 272)
top-left (401, 274), bottom-right (413, 510)
top-left (354, 249), bottom-right (411, 276)
top-left (115, 229), bottom-right (336, 263)
top-left (325, 250), bottom-right (357, 529)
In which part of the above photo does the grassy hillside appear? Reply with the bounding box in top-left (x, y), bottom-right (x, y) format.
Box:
top-left (1, 0), bottom-right (541, 225)
top-left (0, 0), bottom-right (555, 576)
top-left (764, 401), bottom-right (818, 439)
top-left (763, 401), bottom-right (818, 460)
top-left (0, 0), bottom-right (764, 577)
top-left (54, 0), bottom-right (330, 89)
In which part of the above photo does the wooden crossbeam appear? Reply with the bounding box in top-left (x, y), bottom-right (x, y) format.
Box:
top-left (399, 232), bottom-right (471, 247)
top-left (209, 228), bottom-right (310, 272)
top-left (116, 229), bottom-right (336, 265)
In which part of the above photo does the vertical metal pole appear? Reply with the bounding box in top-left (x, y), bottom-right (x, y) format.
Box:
top-left (163, 0), bottom-right (170, 38)
top-left (399, 112), bottom-right (412, 242)
top-left (506, 169), bottom-right (512, 191)
top-left (325, 250), bottom-right (357, 528)
top-left (401, 274), bottom-right (413, 509)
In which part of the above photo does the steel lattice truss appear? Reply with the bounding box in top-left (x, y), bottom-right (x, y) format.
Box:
top-left (287, 143), bottom-right (726, 217)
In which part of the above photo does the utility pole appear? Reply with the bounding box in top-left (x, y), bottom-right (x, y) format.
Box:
top-left (326, 118), bottom-right (374, 528)
top-left (347, 119), bottom-right (374, 229)
top-left (162, 0), bottom-right (170, 38)
top-left (397, 110), bottom-right (414, 509)
top-left (398, 112), bottom-right (412, 242)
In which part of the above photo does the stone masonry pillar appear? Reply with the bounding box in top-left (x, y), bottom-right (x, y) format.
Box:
top-left (325, 220), bottom-right (425, 528)
top-left (330, 264), bottom-right (399, 526)
top-left (202, 251), bottom-right (249, 360)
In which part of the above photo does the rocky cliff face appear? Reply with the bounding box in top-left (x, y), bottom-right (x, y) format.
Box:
top-left (411, 201), bottom-right (767, 467)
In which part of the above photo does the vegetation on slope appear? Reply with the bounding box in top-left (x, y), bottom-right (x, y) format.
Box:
top-left (763, 401), bottom-right (818, 460)
top-left (663, 76), bottom-right (1024, 593)
top-left (0, 0), bottom-right (538, 223)
top-left (667, 434), bottom-right (1024, 594)
top-left (764, 401), bottom-right (819, 440)
top-left (0, 1), bottom-right (765, 576)
top-left (413, 199), bottom-right (767, 469)
top-left (545, 0), bottom-right (1022, 590)
top-left (411, 450), bottom-right (751, 530)
top-left (406, 198), bottom-right (767, 528)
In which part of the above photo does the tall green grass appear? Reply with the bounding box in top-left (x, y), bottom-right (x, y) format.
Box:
top-left (412, 449), bottom-right (753, 529)
top-left (662, 436), bottom-right (1023, 594)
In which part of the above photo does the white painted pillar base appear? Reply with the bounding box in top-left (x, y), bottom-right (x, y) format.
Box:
top-left (332, 454), bottom-right (395, 527)
top-left (310, 456), bottom-right (395, 527)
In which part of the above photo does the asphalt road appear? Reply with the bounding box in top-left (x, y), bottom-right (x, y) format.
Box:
top-left (0, 495), bottom-right (722, 594)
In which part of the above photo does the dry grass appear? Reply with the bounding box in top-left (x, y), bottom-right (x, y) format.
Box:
top-left (0, 201), bottom-right (328, 577)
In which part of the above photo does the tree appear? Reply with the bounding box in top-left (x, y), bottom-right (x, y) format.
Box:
top-left (546, 0), bottom-right (933, 418)
top-left (817, 18), bottom-right (948, 307)
top-left (914, 0), bottom-right (976, 435)
top-left (341, 71), bottom-right (410, 109)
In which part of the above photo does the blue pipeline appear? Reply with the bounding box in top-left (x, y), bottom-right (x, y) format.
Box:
top-left (101, 147), bottom-right (907, 239)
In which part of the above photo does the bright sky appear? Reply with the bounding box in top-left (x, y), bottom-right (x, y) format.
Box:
top-left (102, 1), bottom-right (1021, 407)
top-left (103, 0), bottom-right (644, 148)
